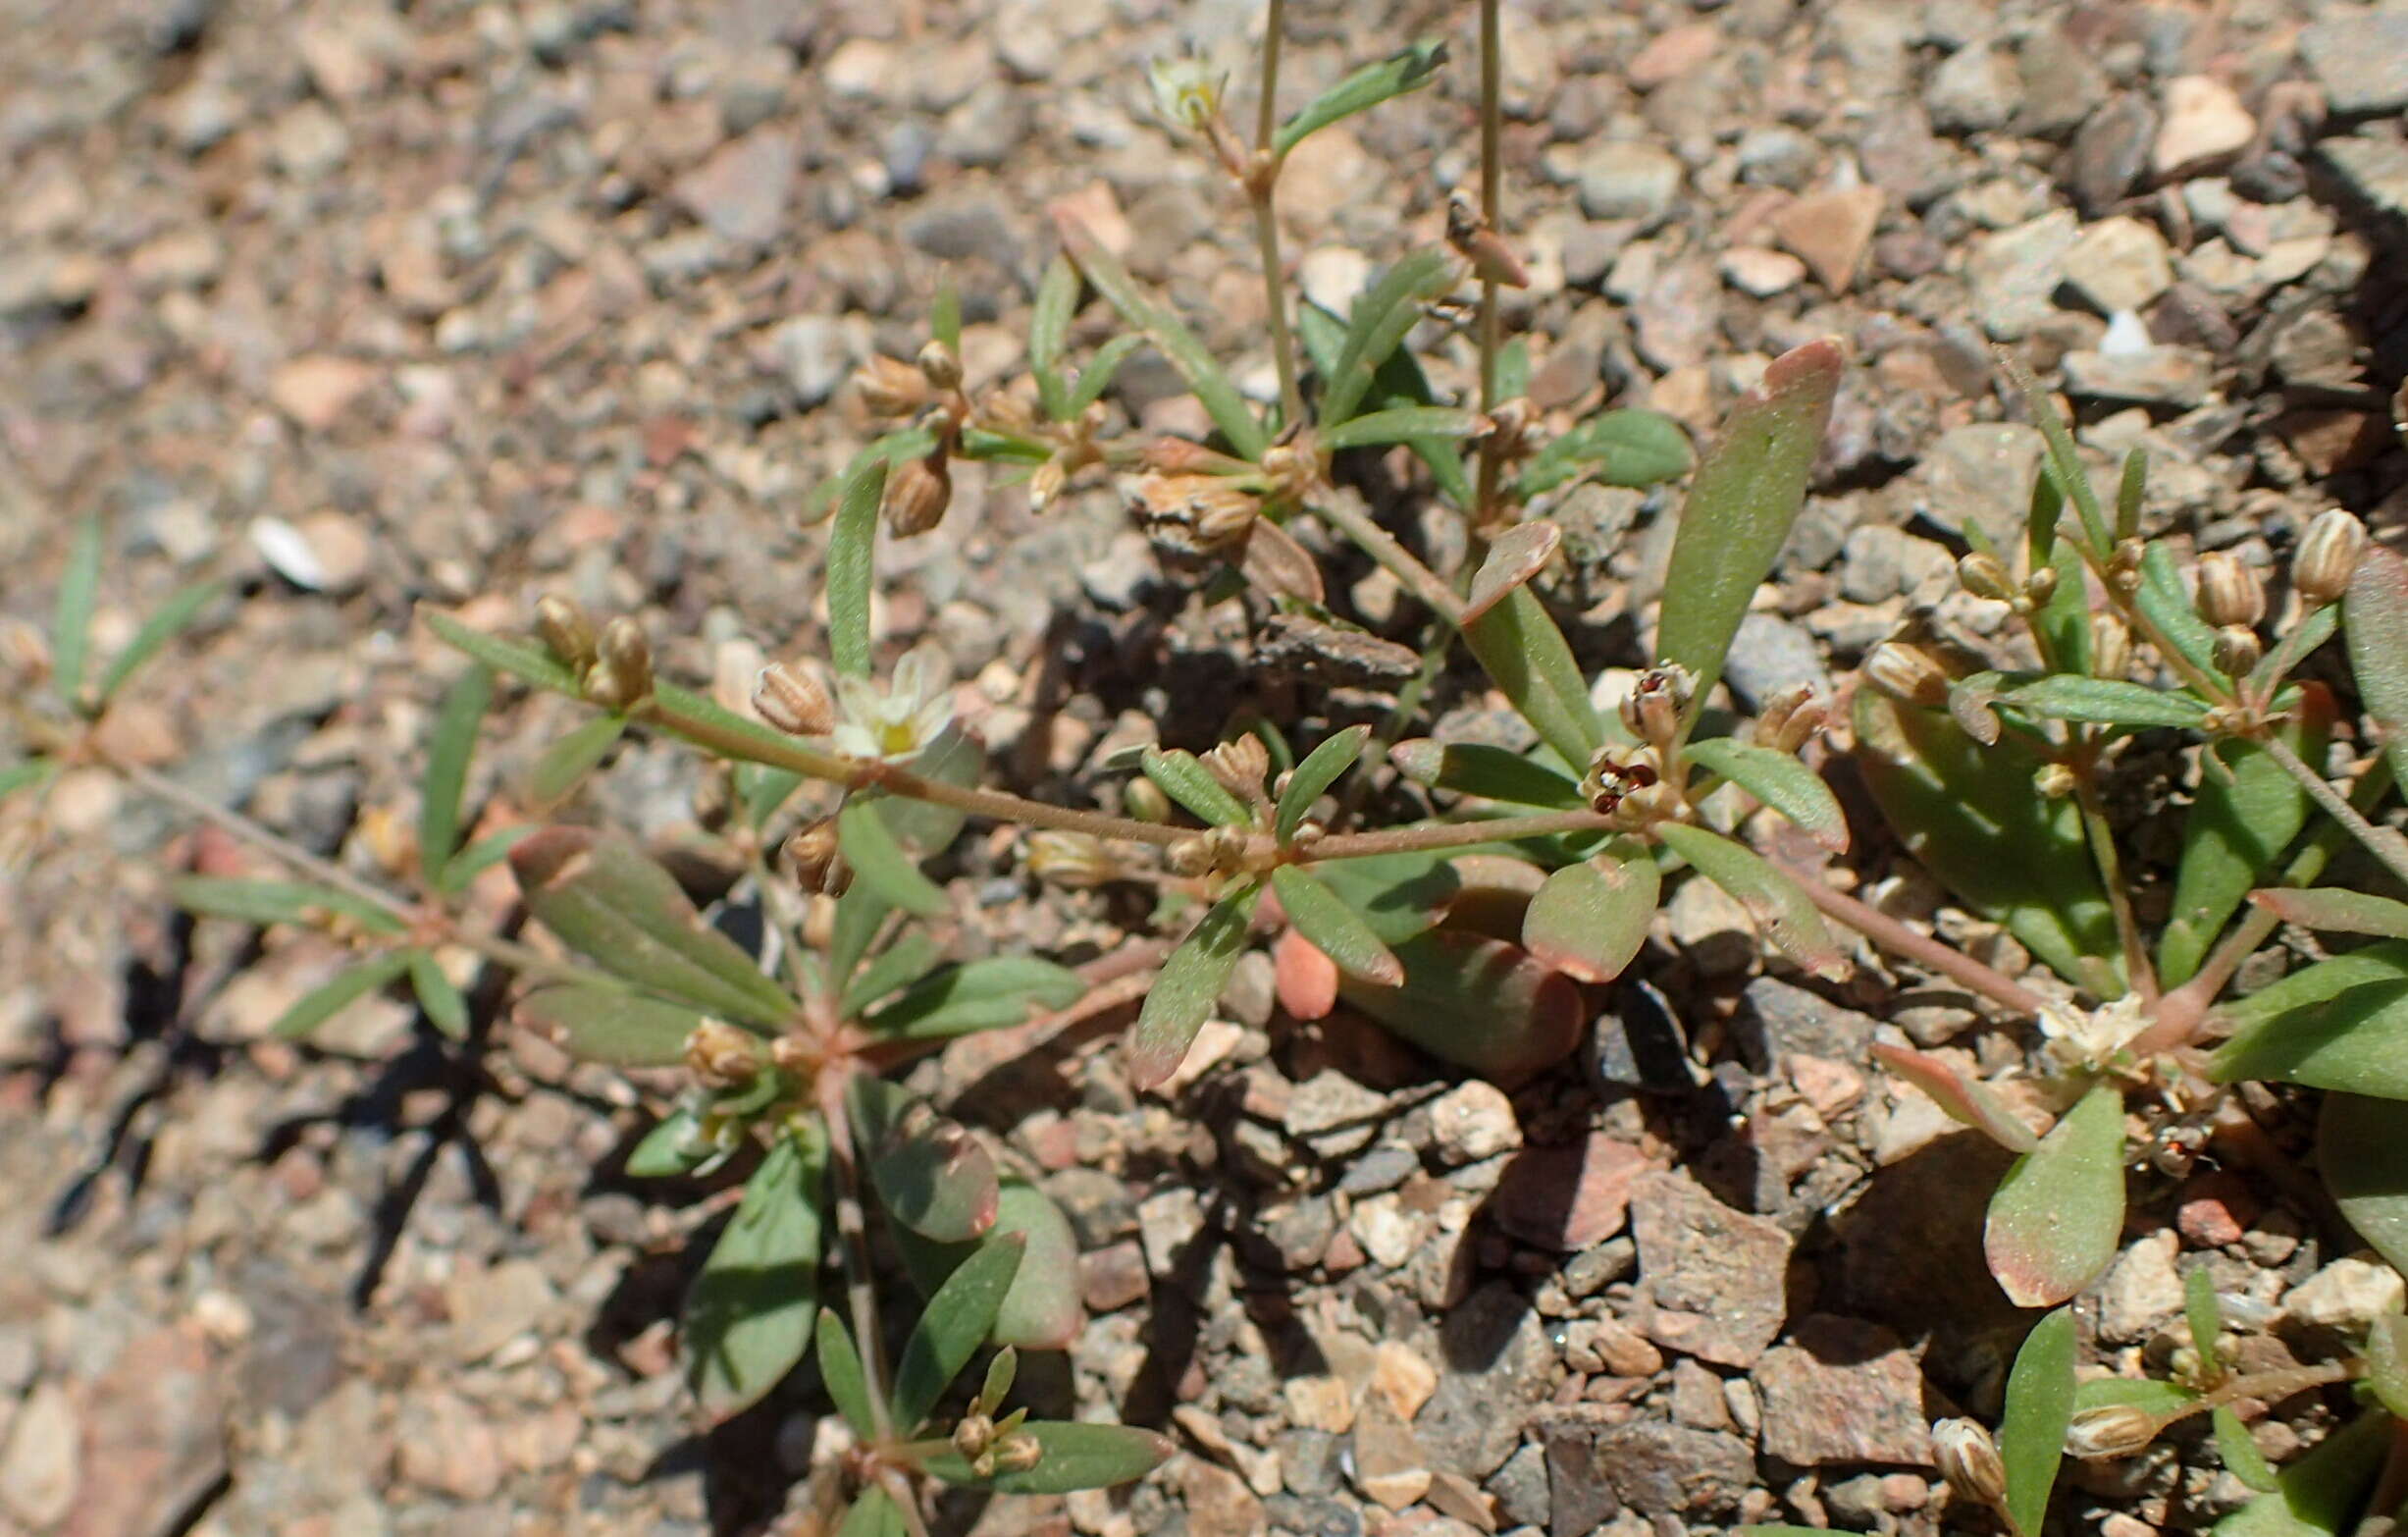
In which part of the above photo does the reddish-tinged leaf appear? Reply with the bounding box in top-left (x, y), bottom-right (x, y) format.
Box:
top-left (1985, 1084), bottom-right (2124, 1306)
top-left (2344, 544), bottom-right (2408, 795)
top-left (1523, 848), bottom-right (1658, 984)
top-left (1274, 926), bottom-right (1339, 1020)
top-left (1872, 1042), bottom-right (2040, 1153)
top-left (1338, 931), bottom-right (1585, 1084)
top-left (866, 1107), bottom-right (999, 1245)
top-left (1460, 520), bottom-right (1560, 626)
top-left (2249, 886), bottom-right (2408, 940)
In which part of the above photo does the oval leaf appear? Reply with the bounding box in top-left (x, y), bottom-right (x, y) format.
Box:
top-left (1656, 822), bottom-right (1847, 980)
top-left (920, 1420), bottom-right (1176, 1495)
top-left (407, 950), bottom-right (470, 1039)
top-left (865, 956), bottom-right (1083, 1039)
top-left (2345, 546), bottom-right (2408, 795)
top-left (1871, 1043), bottom-right (2040, 1154)
top-left (895, 1181), bottom-right (1083, 1352)
top-left (1321, 405), bottom-right (1482, 453)
top-left (890, 1231), bottom-right (1025, 1431)
top-left (516, 983), bottom-right (707, 1067)
top-left (626, 1108), bottom-right (713, 1178)
top-left (816, 1310), bottom-right (878, 1438)
top-left (687, 1124), bottom-right (827, 1419)
top-left (2365, 1313), bottom-right (2408, 1421)
top-left (1516, 408), bottom-right (1693, 498)
top-left (2319, 1091), bottom-right (2408, 1277)
top-left (1140, 747), bottom-right (1254, 828)
top-left (1984, 1084), bottom-right (2125, 1306)
top-left (1682, 737), bottom-right (1849, 853)
top-left (2159, 694), bottom-right (2329, 986)
top-left (825, 457), bottom-right (888, 679)
top-left (1460, 520), bottom-right (1560, 627)
top-left (1523, 848), bottom-right (1658, 984)
top-left (2000, 1307), bottom-right (2077, 1536)
top-left (271, 952), bottom-right (412, 1040)
top-left (838, 797), bottom-right (950, 917)
top-left (1271, 867), bottom-right (1402, 986)
top-left (1276, 725), bottom-right (1370, 843)
top-left (172, 874), bottom-right (406, 935)
top-left (1128, 882), bottom-right (1263, 1090)
top-left (1997, 675), bottom-right (2210, 730)
top-left (1462, 587), bottom-right (1608, 768)
top-left (1337, 930), bottom-right (1584, 1084)
top-left (2211, 977), bottom-right (2408, 1097)
top-left (1318, 251), bottom-right (1455, 429)
top-left (2249, 887), bottom-right (2408, 940)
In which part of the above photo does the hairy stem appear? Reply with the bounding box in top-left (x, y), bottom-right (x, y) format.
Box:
top-left (1252, 0), bottom-right (1304, 431)
top-left (1776, 862), bottom-right (2054, 1018)
top-left (2075, 772), bottom-right (2157, 1005)
top-left (1309, 493), bottom-right (1466, 625)
top-left (1295, 807), bottom-right (1610, 863)
top-left (820, 1083), bottom-right (895, 1442)
top-left (1471, 0), bottom-right (1505, 521)
top-left (2262, 733), bottom-right (2408, 890)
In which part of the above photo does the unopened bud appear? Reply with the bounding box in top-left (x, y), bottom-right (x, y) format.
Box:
top-left (1957, 552), bottom-right (2017, 602)
top-left (1027, 831), bottom-right (1122, 889)
top-left (684, 1019), bottom-right (762, 1088)
top-left (0, 618), bottom-right (51, 688)
top-left (2108, 538), bottom-right (2145, 593)
top-left (2294, 508), bottom-right (2368, 605)
top-left (1201, 735), bottom-right (1271, 804)
top-left (784, 817), bottom-right (853, 897)
top-left (2194, 551), bottom-right (2265, 630)
top-left (586, 616), bottom-right (653, 710)
top-left (1932, 1418), bottom-right (2008, 1511)
top-left (2212, 624), bottom-right (2263, 677)
top-left (989, 1434), bottom-right (1043, 1474)
top-left (1864, 641), bottom-right (1956, 710)
top-left (2034, 762), bottom-right (2078, 798)
top-left (856, 354), bottom-right (929, 417)
top-left (951, 1413), bottom-right (995, 1462)
top-left (883, 452), bottom-right (952, 537)
top-left (2090, 614), bottom-right (2132, 682)
top-left (1125, 777), bottom-right (1173, 823)
top-left (536, 595), bottom-right (598, 670)
top-left (1619, 663), bottom-right (1695, 747)
top-left (755, 661), bottom-right (835, 736)
top-left (916, 339), bottom-right (963, 394)
top-left (1165, 834), bottom-right (1215, 877)
top-left (2022, 564), bottom-right (2059, 606)
top-left (2065, 1404), bottom-right (2159, 1460)
top-left (1755, 684), bottom-right (1827, 755)
top-left (1028, 456), bottom-right (1068, 510)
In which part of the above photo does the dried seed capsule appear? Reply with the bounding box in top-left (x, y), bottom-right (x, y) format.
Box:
top-left (1202, 735), bottom-right (1271, 803)
top-left (2294, 508), bottom-right (2368, 605)
top-left (586, 616), bottom-right (654, 710)
top-left (2033, 762), bottom-right (2078, 798)
top-left (2090, 614), bottom-right (2133, 682)
top-left (1863, 641), bottom-right (1956, 710)
top-left (989, 1435), bottom-right (1043, 1474)
top-left (2212, 623), bottom-right (2263, 677)
top-left (1618, 663), bottom-right (1695, 747)
top-left (1027, 831), bottom-right (1121, 889)
top-left (1957, 552), bottom-right (2017, 602)
top-left (951, 1413), bottom-right (995, 1461)
top-left (684, 1019), bottom-right (762, 1088)
top-left (755, 661), bottom-right (835, 737)
top-left (883, 452), bottom-right (952, 537)
top-left (2022, 564), bottom-right (2059, 606)
top-left (1754, 684), bottom-right (1827, 755)
top-left (2065, 1404), bottom-right (2159, 1460)
top-left (2108, 538), bottom-right (2145, 593)
top-left (1128, 471), bottom-right (1261, 559)
top-left (1027, 456), bottom-right (1068, 511)
top-left (1932, 1418), bottom-right (2008, 1511)
top-left (2194, 551), bottom-right (2265, 630)
top-left (536, 594), bottom-right (598, 670)
top-left (784, 816), bottom-right (853, 897)
top-left (856, 354), bottom-right (928, 417)
top-left (1165, 834), bottom-right (1216, 877)
top-left (916, 339), bottom-right (964, 393)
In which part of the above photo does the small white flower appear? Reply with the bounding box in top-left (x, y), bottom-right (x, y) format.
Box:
top-left (833, 643), bottom-right (955, 763)
top-left (1147, 55), bottom-right (1227, 133)
top-left (2038, 994), bottom-right (2150, 1071)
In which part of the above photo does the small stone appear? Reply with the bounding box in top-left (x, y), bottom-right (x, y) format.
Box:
top-left (1180, 1454), bottom-right (1267, 1537)
top-left (1669, 1357), bottom-right (1733, 1430)
top-left (2015, 26), bottom-right (2109, 137)
top-left (1666, 874), bottom-right (1756, 977)
top-left (1925, 42), bottom-right (2017, 134)
top-left (1762, 188), bottom-right (1876, 293)
top-left (1628, 24), bottom-right (1717, 89)
top-left (1079, 1240), bottom-right (1149, 1312)
top-left (446, 1258), bottom-right (555, 1364)
top-left (2099, 1230), bottom-right (2186, 1344)
top-left (674, 128), bottom-right (800, 247)
top-left (1544, 1411), bottom-right (1754, 1519)
top-left (395, 1390), bottom-right (502, 1501)
top-left (1349, 1396), bottom-right (1431, 1510)
top-left (2299, 6), bottom-right (2408, 116)
top-left (1740, 978), bottom-right (1878, 1070)
top-left (2284, 1256), bottom-right (2407, 1330)
top-left (68, 1327), bottom-right (229, 1537)
top-left (1139, 1188), bottom-right (1206, 1278)
top-left (1920, 422), bottom-right (2047, 546)
top-left (1428, 1082), bottom-right (1522, 1166)
top-left (2061, 215), bottom-right (2174, 316)
top-left (2061, 345), bottom-right (2214, 408)
top-left (1488, 1443), bottom-right (1551, 1528)
top-left (2175, 1171), bottom-right (2259, 1248)
top-left (1492, 1135), bottom-right (1650, 1251)
top-left (1966, 210), bottom-right (2082, 341)
top-left (1631, 1171), bottom-right (1793, 1367)
top-left (269, 354), bottom-right (378, 431)
top-left (1371, 1341), bottom-right (1438, 1421)
top-left (1720, 246), bottom-right (1806, 296)
top-left (1753, 1315), bottom-right (1933, 1465)
top-left (1589, 1317), bottom-right (1664, 1377)
top-left (1575, 143), bottom-right (1683, 228)
top-left (2153, 77), bottom-right (2254, 178)
top-left (1285, 1374), bottom-right (1356, 1435)
top-left (775, 314), bottom-right (856, 407)
top-left (1284, 1072), bottom-right (1390, 1157)
top-left (2066, 93), bottom-right (2160, 216)
top-left (1720, 612), bottom-right (1831, 712)
top-left (0, 1382), bottom-right (77, 1528)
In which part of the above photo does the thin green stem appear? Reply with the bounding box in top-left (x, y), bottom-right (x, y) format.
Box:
top-left (820, 1082), bottom-right (896, 1443)
top-left (1775, 861), bottom-right (2054, 1018)
top-left (1471, 0), bottom-right (1505, 521)
top-left (2262, 733), bottom-right (2408, 888)
top-left (2074, 770), bottom-right (2158, 1005)
top-left (1296, 807), bottom-right (1608, 863)
top-left (1309, 493), bottom-right (1465, 625)
top-left (1251, 0), bottom-right (1304, 432)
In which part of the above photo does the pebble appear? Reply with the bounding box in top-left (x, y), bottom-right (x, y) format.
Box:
top-left (1770, 186), bottom-right (1884, 294)
top-left (2067, 93), bottom-right (2160, 217)
top-left (2153, 77), bottom-right (2254, 179)
top-left (1491, 1135), bottom-right (1649, 1251)
top-left (1284, 1072), bottom-right (1391, 1157)
top-left (1574, 143), bottom-right (1684, 228)
top-left (1348, 1396), bottom-right (1431, 1510)
top-left (1630, 1171), bottom-right (1792, 1368)
top-left (268, 354), bottom-right (379, 431)
top-left (674, 128), bottom-right (800, 248)
top-left (77, 1326), bottom-right (230, 1537)
top-left (1966, 210), bottom-right (2081, 341)
top-left (0, 1382), bottom-right (77, 1528)
top-left (2298, 6), bottom-right (2408, 115)
top-left (2061, 344), bottom-right (2214, 408)
top-left (2099, 1230), bottom-right (2185, 1344)
top-left (1544, 1414), bottom-right (1755, 1519)
top-left (395, 1390), bottom-right (503, 1502)
top-left (2284, 1256), bottom-right (2406, 1330)
top-left (1752, 1315), bottom-right (1933, 1464)
top-left (1924, 42), bottom-right (2018, 134)
top-left (2060, 215), bottom-right (2174, 316)
top-left (774, 314), bottom-right (858, 408)
top-left (1427, 1083), bottom-right (1521, 1167)
top-left (1487, 1443), bottom-right (1550, 1528)
top-left (448, 1258), bottom-right (558, 1364)
top-left (2175, 1171), bottom-right (2259, 1248)
top-left (1720, 612), bottom-right (1831, 711)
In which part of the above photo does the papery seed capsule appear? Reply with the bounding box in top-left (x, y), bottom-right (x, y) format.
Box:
top-left (1165, 834), bottom-right (1215, 877)
top-left (2023, 564), bottom-right (2059, 606)
top-left (784, 816), bottom-right (853, 897)
top-left (883, 452), bottom-right (952, 537)
top-left (1932, 1418), bottom-right (2008, 1511)
top-left (536, 594), bottom-right (599, 670)
top-left (951, 1413), bottom-right (995, 1461)
top-left (1125, 777), bottom-right (1173, 823)
top-left (755, 661), bottom-right (835, 737)
top-left (684, 1019), bottom-right (762, 1088)
top-left (2212, 623), bottom-right (2263, 677)
top-left (1202, 735), bottom-right (1270, 802)
top-left (917, 339), bottom-right (964, 393)
top-left (1027, 830), bottom-right (1121, 889)
top-left (2194, 551), bottom-right (2265, 630)
top-left (2108, 538), bottom-right (2146, 593)
top-left (2034, 762), bottom-right (2078, 798)
top-left (1957, 552), bottom-right (2017, 602)
top-left (1027, 456), bottom-right (1068, 511)
top-left (1754, 684), bottom-right (1826, 755)
top-left (2091, 614), bottom-right (2133, 682)
top-left (586, 616), bottom-right (654, 709)
top-left (990, 1435), bottom-right (1043, 1474)
top-left (1863, 642), bottom-right (1955, 709)
top-left (2294, 508), bottom-right (2368, 605)
top-left (1619, 663), bottom-right (1695, 747)
top-left (2065, 1404), bottom-right (2159, 1460)
top-left (856, 354), bottom-right (928, 417)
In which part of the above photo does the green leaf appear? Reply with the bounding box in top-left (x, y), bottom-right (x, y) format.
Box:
top-left (839, 931), bottom-right (943, 1019)
top-left (2253, 887), bottom-right (2408, 940)
top-left (1271, 866), bottom-right (1402, 986)
top-left (417, 665), bottom-right (492, 877)
top-left (407, 950), bottom-right (470, 1039)
top-left (2346, 545), bottom-right (2408, 797)
top-left (171, 874), bottom-right (406, 935)
top-left (626, 1108), bottom-right (713, 1178)
top-left (2186, 1262), bottom-right (2225, 1373)
top-left (1057, 218), bottom-right (1265, 459)
top-left (1387, 739), bottom-right (1585, 809)
top-left (2114, 447), bottom-right (2147, 541)
top-left (0, 759), bottom-right (56, 803)
top-left (891, 1231), bottom-right (1025, 1431)
top-left (2212, 1408), bottom-right (2389, 1537)
top-left (514, 984), bottom-right (706, 1066)
top-left (1461, 521), bottom-right (1562, 627)
top-left (1067, 334), bottom-right (1149, 417)
top-left (1463, 587), bottom-right (1607, 768)
top-left (1276, 726), bottom-right (1370, 843)
top-left (930, 266), bottom-right (962, 352)
top-left (1272, 38), bottom-right (1447, 158)
top-left (2212, 977), bottom-right (2408, 1097)
top-left (1853, 689), bottom-right (2119, 987)
top-left (1310, 849), bottom-right (1462, 943)
top-left (1321, 249), bottom-right (1456, 426)
top-left (2214, 1405), bottom-right (2278, 1493)
top-left (526, 713), bottom-right (625, 809)
top-left (2000, 1306), bottom-right (2077, 1537)
top-left (2160, 696), bottom-right (2329, 985)
top-left (51, 515), bottom-right (102, 708)
top-left (1656, 822), bottom-right (1846, 980)
top-left (1522, 846), bottom-right (1657, 984)
top-left (1030, 256), bottom-right (1078, 418)
top-left (96, 580), bottom-right (220, 704)
top-left (2139, 541), bottom-right (2222, 678)
top-left (1985, 1084), bottom-right (2125, 1306)
top-left (1682, 737), bottom-right (1849, 853)
top-left (1140, 747), bottom-right (1253, 828)
top-left (1516, 409), bottom-right (1694, 499)
top-left (837, 797), bottom-right (949, 917)
top-left (879, 726), bottom-right (982, 856)
top-left (893, 1180), bottom-right (1084, 1351)
top-left (1320, 405), bottom-right (1481, 452)
top-left (802, 428), bottom-right (941, 523)
top-left (1997, 675), bottom-right (2210, 730)
top-left (835, 1488), bottom-right (909, 1537)
top-left (2034, 536), bottom-right (2093, 677)
top-left (687, 1123), bottom-right (827, 1419)
top-left (1339, 930), bottom-right (1585, 1082)
top-left (919, 1420), bottom-right (1176, 1494)
top-left (2003, 351), bottom-right (2111, 554)
top-left (826, 458), bottom-right (889, 680)
top-left (422, 609), bottom-right (582, 693)
top-left (853, 1078), bottom-right (998, 1245)
top-left (437, 824), bottom-right (538, 894)
top-left (1127, 880), bottom-right (1263, 1089)
top-left (510, 828), bottom-right (798, 1027)
top-left (2247, 602), bottom-right (2338, 696)
top-left (1655, 339), bottom-right (1841, 729)
top-left (815, 1310), bottom-right (879, 1437)
top-left (2364, 1314), bottom-right (2408, 1420)
top-left (270, 952), bottom-right (413, 1040)
top-left (2075, 1377), bottom-right (2198, 1415)
top-left (866, 957), bottom-right (1085, 1040)
top-left (1870, 1043), bottom-right (2039, 1153)
top-left (2220, 941), bottom-right (2408, 1031)
top-left (2318, 1091), bottom-right (2408, 1276)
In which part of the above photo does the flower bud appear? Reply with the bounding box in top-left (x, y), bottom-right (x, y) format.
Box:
top-left (784, 816), bottom-right (853, 897)
top-left (1618, 663), bottom-right (1695, 748)
top-left (1754, 684), bottom-right (1827, 755)
top-left (1202, 735), bottom-right (1270, 804)
top-left (586, 616), bottom-right (653, 710)
top-left (2022, 564), bottom-right (2059, 606)
top-left (1166, 834), bottom-right (1215, 877)
top-left (2090, 614), bottom-right (2132, 682)
top-left (1028, 456), bottom-right (1068, 511)
top-left (1129, 472), bottom-right (1261, 559)
top-left (755, 661), bottom-right (835, 737)
top-left (2034, 762), bottom-right (2078, 798)
top-left (856, 354), bottom-right (928, 417)
top-left (951, 1412), bottom-right (995, 1462)
top-left (1932, 1418), bottom-right (2008, 1511)
top-left (916, 339), bottom-right (964, 394)
top-left (883, 452), bottom-right (952, 537)
top-left (2108, 538), bottom-right (2145, 593)
top-left (1957, 552), bottom-right (2017, 602)
top-left (1125, 777), bottom-right (1173, 823)
top-left (2194, 551), bottom-right (2265, 630)
top-left (1147, 56), bottom-right (1227, 133)
top-left (1027, 831), bottom-right (1122, 889)
top-left (2065, 1404), bottom-right (2159, 1460)
top-left (2212, 623), bottom-right (2263, 678)
top-left (989, 1434), bottom-right (1043, 1474)
top-left (1864, 641), bottom-right (1956, 710)
top-left (2293, 508), bottom-right (2367, 605)
top-left (536, 594), bottom-right (598, 671)
top-left (684, 1019), bottom-right (762, 1088)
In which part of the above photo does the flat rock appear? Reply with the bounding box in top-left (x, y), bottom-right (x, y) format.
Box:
top-left (2153, 76), bottom-right (2253, 178)
top-left (1631, 1170), bottom-right (1792, 1367)
top-left (2060, 215), bottom-right (2173, 316)
top-left (1925, 42), bottom-right (2017, 133)
top-left (1771, 186), bottom-right (1884, 294)
top-left (673, 128), bottom-right (800, 247)
top-left (2066, 92), bottom-right (2159, 216)
top-left (1720, 612), bottom-right (1831, 712)
top-left (1965, 210), bottom-right (2080, 341)
top-left (1738, 977), bottom-right (1878, 1071)
top-left (1543, 1410), bottom-right (1755, 1520)
top-left (65, 1325), bottom-right (227, 1537)
top-left (0, 1382), bottom-right (78, 1528)
top-left (1427, 1082), bottom-right (1522, 1167)
top-left (268, 355), bottom-right (378, 431)
top-left (2299, 5), bottom-right (2408, 115)
top-left (2061, 345), bottom-right (2214, 408)
top-left (1492, 1135), bottom-right (1649, 1252)
top-left (1753, 1315), bottom-right (1933, 1465)
top-left (1919, 422), bottom-right (2047, 545)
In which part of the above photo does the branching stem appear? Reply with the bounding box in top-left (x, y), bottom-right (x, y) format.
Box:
top-left (2261, 733), bottom-right (2408, 890)
top-left (1775, 862), bottom-right (2054, 1018)
top-left (1250, 0), bottom-right (1304, 431)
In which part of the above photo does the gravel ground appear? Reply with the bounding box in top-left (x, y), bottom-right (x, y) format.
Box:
top-left (2, 0), bottom-right (2406, 1533)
